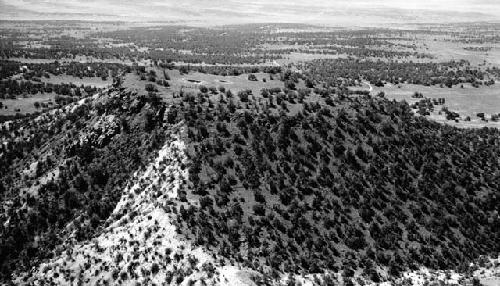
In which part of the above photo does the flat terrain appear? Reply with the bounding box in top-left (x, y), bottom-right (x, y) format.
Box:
top-left (42, 75), bottom-right (112, 88)
top-left (374, 84), bottom-right (500, 116)
top-left (0, 93), bottom-right (55, 116)
top-left (276, 53), bottom-right (349, 65)
top-left (123, 69), bottom-right (286, 98)
top-left (424, 38), bottom-right (500, 66)
top-left (367, 83), bottom-right (500, 128)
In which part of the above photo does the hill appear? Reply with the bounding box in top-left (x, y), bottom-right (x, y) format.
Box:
top-left (0, 88), bottom-right (168, 280)
top-left (171, 86), bottom-right (500, 282)
top-left (1, 77), bottom-right (499, 285)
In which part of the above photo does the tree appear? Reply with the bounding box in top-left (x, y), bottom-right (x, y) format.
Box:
top-left (285, 80), bottom-right (296, 90)
top-left (238, 90), bottom-right (250, 102)
top-left (261, 89), bottom-right (270, 98)
top-left (253, 204), bottom-right (266, 216)
top-left (145, 83), bottom-right (158, 92)
top-left (305, 78), bottom-right (314, 88)
top-left (412, 92), bottom-right (423, 98)
top-left (163, 69), bottom-right (170, 80)
top-left (179, 66), bottom-right (189, 74)
top-left (248, 74), bottom-right (258, 81)
top-left (199, 85), bottom-right (208, 93)
top-left (209, 86), bottom-right (218, 94)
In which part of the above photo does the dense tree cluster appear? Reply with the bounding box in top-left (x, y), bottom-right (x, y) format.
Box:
top-left (265, 46), bottom-right (432, 60)
top-left (0, 80), bottom-right (99, 98)
top-left (3, 22), bottom-right (500, 67)
top-left (0, 60), bottom-right (23, 79)
top-left (172, 64), bottom-right (281, 77)
top-left (167, 86), bottom-right (500, 280)
top-left (301, 59), bottom-right (491, 87)
top-left (95, 26), bottom-right (283, 65)
top-left (0, 60), bottom-right (124, 81)
top-left (1, 24), bottom-right (446, 67)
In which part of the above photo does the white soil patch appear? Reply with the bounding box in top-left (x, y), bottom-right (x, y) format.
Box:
top-left (215, 79), bottom-right (234, 85)
top-left (15, 124), bottom-right (257, 286)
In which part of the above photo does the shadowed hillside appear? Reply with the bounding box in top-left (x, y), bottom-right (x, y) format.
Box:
top-left (0, 88), bottom-right (168, 279)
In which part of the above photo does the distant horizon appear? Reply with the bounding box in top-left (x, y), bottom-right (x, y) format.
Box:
top-left (1, 0), bottom-right (500, 26)
top-left (1, 19), bottom-right (500, 30)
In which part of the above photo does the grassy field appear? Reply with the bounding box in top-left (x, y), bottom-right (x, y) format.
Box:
top-left (123, 68), bottom-right (287, 100)
top-left (42, 75), bottom-right (112, 88)
top-left (369, 83), bottom-right (500, 128)
top-left (422, 37), bottom-right (499, 66)
top-left (0, 93), bottom-right (55, 116)
top-left (373, 83), bottom-right (500, 116)
top-left (390, 35), bottom-right (500, 67)
top-left (0, 75), bottom-right (110, 117)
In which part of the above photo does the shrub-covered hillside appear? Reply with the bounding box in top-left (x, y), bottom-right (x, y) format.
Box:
top-left (0, 88), bottom-right (168, 280)
top-left (1, 74), bottom-right (499, 285)
top-left (169, 87), bottom-right (500, 281)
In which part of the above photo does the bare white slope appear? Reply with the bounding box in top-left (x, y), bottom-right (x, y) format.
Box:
top-left (16, 126), bottom-right (256, 286)
top-left (396, 257), bottom-right (500, 286)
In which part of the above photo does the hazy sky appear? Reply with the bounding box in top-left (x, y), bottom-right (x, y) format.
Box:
top-left (1, 0), bottom-right (499, 24)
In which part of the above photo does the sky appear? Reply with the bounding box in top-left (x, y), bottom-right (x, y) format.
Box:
top-left (1, 0), bottom-right (499, 25)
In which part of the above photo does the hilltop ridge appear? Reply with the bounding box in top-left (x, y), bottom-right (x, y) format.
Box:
top-left (1, 81), bottom-right (499, 285)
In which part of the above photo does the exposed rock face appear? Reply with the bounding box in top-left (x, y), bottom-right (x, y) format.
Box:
top-left (0, 88), bottom-right (171, 281)
top-left (17, 126), bottom-right (258, 286)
